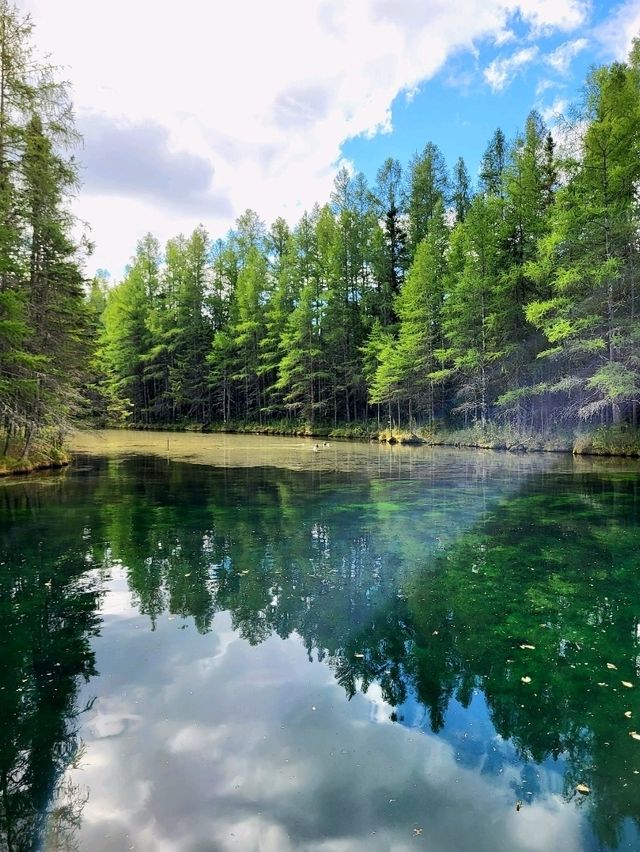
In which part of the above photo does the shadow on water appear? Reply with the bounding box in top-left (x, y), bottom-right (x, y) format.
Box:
top-left (1, 450), bottom-right (640, 849)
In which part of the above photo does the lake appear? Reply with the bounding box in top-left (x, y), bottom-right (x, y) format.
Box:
top-left (2, 430), bottom-right (640, 851)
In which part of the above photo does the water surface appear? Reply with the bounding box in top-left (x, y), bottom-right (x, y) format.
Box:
top-left (2, 432), bottom-right (640, 851)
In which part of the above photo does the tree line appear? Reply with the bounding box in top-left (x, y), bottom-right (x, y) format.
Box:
top-left (0, 1), bottom-right (90, 461)
top-left (97, 42), bottom-right (640, 435)
top-left (1, 0), bottom-right (639, 453)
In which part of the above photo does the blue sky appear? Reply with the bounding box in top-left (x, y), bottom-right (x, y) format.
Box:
top-left (25, 0), bottom-right (640, 278)
top-left (344, 5), bottom-right (625, 187)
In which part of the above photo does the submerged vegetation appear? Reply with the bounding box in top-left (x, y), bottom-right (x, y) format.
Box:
top-left (3, 455), bottom-right (640, 847)
top-left (93, 40), bottom-right (640, 455)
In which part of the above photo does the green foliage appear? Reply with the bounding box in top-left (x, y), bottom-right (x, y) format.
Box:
top-left (96, 42), bottom-right (640, 442)
top-left (0, 2), bottom-right (89, 459)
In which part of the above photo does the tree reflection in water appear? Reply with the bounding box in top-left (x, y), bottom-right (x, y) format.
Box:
top-left (1, 454), bottom-right (639, 849)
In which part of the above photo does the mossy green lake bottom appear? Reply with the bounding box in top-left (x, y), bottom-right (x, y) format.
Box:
top-left (2, 431), bottom-right (640, 851)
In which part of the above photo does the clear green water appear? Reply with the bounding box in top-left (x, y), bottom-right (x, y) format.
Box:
top-left (2, 436), bottom-right (640, 851)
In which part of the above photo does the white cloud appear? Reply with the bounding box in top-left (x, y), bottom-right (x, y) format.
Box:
top-left (484, 46), bottom-right (540, 91)
top-left (494, 28), bottom-right (517, 45)
top-left (535, 78), bottom-right (558, 96)
top-left (546, 37), bottom-right (589, 74)
top-left (26, 0), bottom-right (590, 277)
top-left (540, 97), bottom-right (569, 124)
top-left (597, 0), bottom-right (640, 60)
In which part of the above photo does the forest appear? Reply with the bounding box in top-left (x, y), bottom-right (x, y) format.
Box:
top-left (92, 38), bottom-right (640, 448)
top-left (1, 0), bottom-right (639, 464)
top-left (0, 1), bottom-right (90, 469)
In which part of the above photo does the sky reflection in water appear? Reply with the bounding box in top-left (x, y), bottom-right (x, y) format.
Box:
top-left (1, 436), bottom-right (640, 851)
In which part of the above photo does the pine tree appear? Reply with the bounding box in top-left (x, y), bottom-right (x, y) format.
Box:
top-left (479, 128), bottom-right (507, 197)
top-left (170, 226), bottom-right (212, 422)
top-left (371, 158), bottom-right (408, 324)
top-left (99, 236), bottom-right (159, 424)
top-left (443, 195), bottom-right (505, 426)
top-left (407, 142), bottom-right (449, 253)
top-left (451, 157), bottom-right (472, 223)
top-left (0, 3), bottom-right (89, 457)
top-left (259, 218), bottom-right (299, 418)
top-left (230, 245), bottom-right (268, 421)
top-left (495, 112), bottom-right (557, 427)
top-left (526, 53), bottom-right (640, 426)
top-left (275, 208), bottom-right (327, 422)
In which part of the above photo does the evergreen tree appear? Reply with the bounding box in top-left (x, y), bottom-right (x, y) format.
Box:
top-left (0, 2), bottom-right (89, 457)
top-left (526, 53), bottom-right (640, 426)
top-left (259, 218), bottom-right (298, 417)
top-left (451, 156), bottom-right (472, 223)
top-left (371, 158), bottom-right (408, 324)
top-left (275, 208), bottom-right (327, 422)
top-left (407, 142), bottom-right (449, 252)
top-left (479, 128), bottom-right (507, 197)
top-left (231, 245), bottom-right (268, 421)
top-left (443, 195), bottom-right (505, 426)
top-left (93, 43), bottom-right (640, 442)
top-left (170, 226), bottom-right (212, 422)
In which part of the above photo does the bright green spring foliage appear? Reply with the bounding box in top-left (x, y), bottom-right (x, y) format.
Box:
top-left (94, 42), bottom-right (640, 435)
top-left (0, 1), bottom-right (89, 460)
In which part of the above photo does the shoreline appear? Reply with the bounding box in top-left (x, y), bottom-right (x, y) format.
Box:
top-left (3, 426), bottom-right (639, 479)
top-left (0, 451), bottom-right (71, 478)
top-left (83, 423), bottom-right (640, 460)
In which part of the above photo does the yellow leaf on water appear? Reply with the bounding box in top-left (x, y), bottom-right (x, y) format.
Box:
top-left (606, 663), bottom-right (618, 670)
top-left (630, 732), bottom-right (640, 741)
top-left (597, 682), bottom-right (607, 687)
top-left (521, 676), bottom-right (532, 684)
top-left (622, 681), bottom-right (634, 688)
top-left (354, 653), bottom-right (364, 658)
top-left (625, 711), bottom-right (633, 718)
top-left (576, 784), bottom-right (590, 795)
top-left (520, 644), bottom-right (535, 650)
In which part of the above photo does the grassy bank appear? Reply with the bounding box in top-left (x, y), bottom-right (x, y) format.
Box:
top-left (379, 423), bottom-right (640, 457)
top-left (0, 446), bottom-right (70, 477)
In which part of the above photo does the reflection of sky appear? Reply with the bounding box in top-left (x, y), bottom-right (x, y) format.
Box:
top-left (394, 688), bottom-right (567, 803)
top-left (62, 571), bottom-right (589, 852)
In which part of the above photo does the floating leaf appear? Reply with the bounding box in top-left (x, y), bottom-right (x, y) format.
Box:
top-left (625, 711), bottom-right (633, 718)
top-left (630, 732), bottom-right (640, 741)
top-left (521, 676), bottom-right (532, 684)
top-left (576, 784), bottom-right (590, 795)
top-left (520, 644), bottom-right (535, 650)
top-left (597, 682), bottom-right (607, 687)
top-left (606, 663), bottom-right (618, 670)
top-left (622, 681), bottom-right (634, 688)
top-left (354, 653), bottom-right (364, 658)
